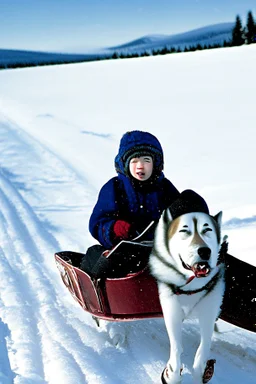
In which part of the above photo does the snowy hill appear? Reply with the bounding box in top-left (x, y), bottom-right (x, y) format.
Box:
top-left (0, 44), bottom-right (255, 383)
top-left (107, 23), bottom-right (234, 54)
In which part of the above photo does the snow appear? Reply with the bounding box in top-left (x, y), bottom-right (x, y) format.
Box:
top-left (0, 44), bottom-right (256, 383)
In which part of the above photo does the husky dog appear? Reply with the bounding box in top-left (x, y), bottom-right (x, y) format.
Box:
top-left (149, 190), bottom-right (225, 384)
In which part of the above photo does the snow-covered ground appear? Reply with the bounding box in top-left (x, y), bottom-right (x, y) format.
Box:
top-left (0, 45), bottom-right (255, 383)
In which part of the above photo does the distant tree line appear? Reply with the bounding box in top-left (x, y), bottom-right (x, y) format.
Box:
top-left (0, 55), bottom-right (103, 70)
top-left (108, 41), bottom-right (228, 61)
top-left (109, 10), bottom-right (256, 60)
top-left (1, 10), bottom-right (255, 70)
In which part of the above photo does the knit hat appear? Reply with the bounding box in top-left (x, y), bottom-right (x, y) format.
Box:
top-left (115, 131), bottom-right (164, 176)
top-left (169, 189), bottom-right (209, 220)
top-left (123, 146), bottom-right (156, 173)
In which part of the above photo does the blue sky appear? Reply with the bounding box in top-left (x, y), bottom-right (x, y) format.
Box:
top-left (1, 0), bottom-right (255, 52)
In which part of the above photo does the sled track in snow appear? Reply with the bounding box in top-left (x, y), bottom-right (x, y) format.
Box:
top-left (0, 170), bottom-right (102, 383)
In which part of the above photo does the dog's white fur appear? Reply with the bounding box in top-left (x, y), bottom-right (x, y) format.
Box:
top-left (149, 210), bottom-right (225, 384)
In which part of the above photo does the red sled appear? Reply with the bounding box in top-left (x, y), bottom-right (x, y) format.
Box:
top-left (55, 249), bottom-right (162, 321)
top-left (54, 241), bottom-right (255, 332)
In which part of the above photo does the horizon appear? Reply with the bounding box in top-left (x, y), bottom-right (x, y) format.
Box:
top-left (1, 0), bottom-right (256, 53)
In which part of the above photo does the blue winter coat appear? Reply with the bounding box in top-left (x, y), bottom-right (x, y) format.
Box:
top-left (89, 173), bottom-right (180, 248)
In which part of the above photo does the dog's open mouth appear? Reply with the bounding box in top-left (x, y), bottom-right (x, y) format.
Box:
top-left (180, 256), bottom-right (211, 278)
top-left (192, 262), bottom-right (211, 278)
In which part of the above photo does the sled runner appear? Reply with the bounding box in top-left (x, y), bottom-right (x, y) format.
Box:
top-left (55, 234), bottom-right (255, 332)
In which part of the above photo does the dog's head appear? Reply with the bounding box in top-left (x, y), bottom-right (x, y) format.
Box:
top-left (164, 209), bottom-right (222, 278)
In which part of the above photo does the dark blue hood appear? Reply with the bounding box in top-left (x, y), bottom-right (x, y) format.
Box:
top-left (114, 130), bottom-right (164, 176)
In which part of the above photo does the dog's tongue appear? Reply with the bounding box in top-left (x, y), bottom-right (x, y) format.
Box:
top-left (192, 262), bottom-right (210, 278)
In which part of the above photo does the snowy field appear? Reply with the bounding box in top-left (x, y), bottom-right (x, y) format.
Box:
top-left (0, 45), bottom-right (255, 383)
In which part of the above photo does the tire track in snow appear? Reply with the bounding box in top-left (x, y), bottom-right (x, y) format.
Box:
top-left (0, 200), bottom-right (47, 383)
top-left (0, 174), bottom-right (90, 383)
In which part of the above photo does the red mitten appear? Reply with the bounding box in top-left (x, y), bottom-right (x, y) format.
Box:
top-left (113, 220), bottom-right (132, 240)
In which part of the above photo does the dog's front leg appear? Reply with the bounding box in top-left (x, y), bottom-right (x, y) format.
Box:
top-left (193, 316), bottom-right (215, 383)
top-left (159, 283), bottom-right (184, 384)
top-left (193, 285), bottom-right (223, 383)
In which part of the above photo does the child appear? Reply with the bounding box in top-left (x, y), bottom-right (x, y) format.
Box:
top-left (80, 130), bottom-right (180, 277)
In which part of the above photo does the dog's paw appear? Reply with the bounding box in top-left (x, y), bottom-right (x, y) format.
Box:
top-left (202, 359), bottom-right (216, 383)
top-left (193, 359), bottom-right (216, 384)
top-left (161, 365), bottom-right (183, 384)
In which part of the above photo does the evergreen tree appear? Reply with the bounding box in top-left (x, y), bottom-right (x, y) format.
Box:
top-left (245, 11), bottom-right (256, 44)
top-left (232, 15), bottom-right (245, 46)
top-left (159, 46), bottom-right (169, 55)
top-left (223, 40), bottom-right (231, 48)
top-left (112, 52), bottom-right (119, 59)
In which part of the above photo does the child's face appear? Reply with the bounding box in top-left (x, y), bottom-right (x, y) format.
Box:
top-left (129, 156), bottom-right (153, 181)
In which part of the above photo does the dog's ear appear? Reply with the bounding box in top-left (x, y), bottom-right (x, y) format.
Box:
top-left (213, 211), bottom-right (222, 227)
top-left (163, 207), bottom-right (173, 224)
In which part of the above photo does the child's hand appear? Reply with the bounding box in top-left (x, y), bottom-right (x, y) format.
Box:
top-left (113, 220), bottom-right (133, 240)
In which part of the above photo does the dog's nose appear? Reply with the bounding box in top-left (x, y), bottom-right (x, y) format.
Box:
top-left (198, 247), bottom-right (211, 260)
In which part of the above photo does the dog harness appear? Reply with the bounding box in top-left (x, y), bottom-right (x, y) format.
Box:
top-left (170, 268), bottom-right (223, 296)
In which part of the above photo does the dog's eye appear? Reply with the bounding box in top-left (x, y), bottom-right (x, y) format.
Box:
top-left (202, 228), bottom-right (212, 234)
